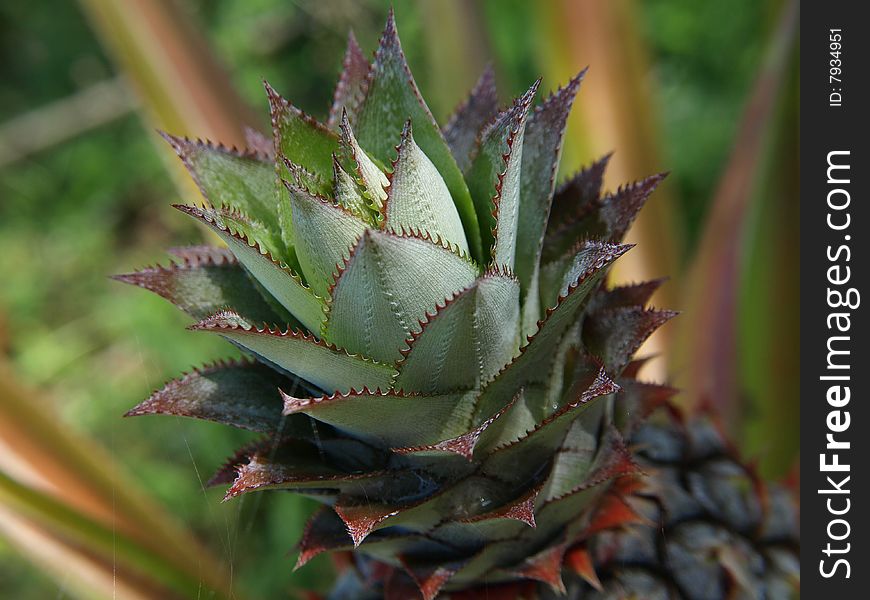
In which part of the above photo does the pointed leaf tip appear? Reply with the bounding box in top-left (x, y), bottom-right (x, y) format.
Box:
top-left (510, 542), bottom-right (567, 593)
top-left (328, 30), bottom-right (370, 128)
top-left (443, 64), bottom-right (499, 171)
top-left (564, 546), bottom-right (603, 591)
top-left (333, 503), bottom-right (400, 547)
top-left (355, 8), bottom-right (483, 261)
top-left (384, 118), bottom-right (470, 256)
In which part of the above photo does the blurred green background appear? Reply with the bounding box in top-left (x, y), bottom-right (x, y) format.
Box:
top-left (0, 0), bottom-right (797, 597)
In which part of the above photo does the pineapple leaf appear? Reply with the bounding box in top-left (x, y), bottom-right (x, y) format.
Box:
top-left (112, 246), bottom-right (286, 325)
top-left (398, 558), bottom-right (464, 600)
top-left (189, 310), bottom-right (397, 394)
top-left (284, 180), bottom-right (367, 299)
top-left (442, 64), bottom-right (499, 172)
top-left (504, 541), bottom-right (568, 594)
top-left (548, 153), bottom-right (612, 229)
top-left (225, 440), bottom-right (410, 499)
top-left (207, 438), bottom-right (273, 488)
top-left (539, 419), bottom-right (598, 501)
top-left (540, 240), bottom-right (634, 312)
top-left (295, 508), bottom-right (352, 569)
top-left (323, 229), bottom-right (478, 363)
top-left (162, 135), bottom-right (290, 260)
top-left (396, 270), bottom-right (520, 393)
top-left (384, 120), bottom-right (470, 256)
top-left (583, 306), bottom-right (678, 374)
top-left (473, 243), bottom-right (630, 422)
top-left (544, 173), bottom-right (667, 262)
top-left (328, 31), bottom-right (370, 129)
top-left (390, 391), bottom-right (516, 461)
top-left (465, 80), bottom-right (539, 270)
top-left (472, 385), bottom-right (543, 453)
top-left (331, 154), bottom-right (373, 221)
top-left (515, 72), bottom-right (585, 336)
top-left (481, 369), bottom-right (618, 485)
top-left (266, 81), bottom-right (338, 179)
top-left (161, 134), bottom-right (287, 259)
top-left (589, 278), bottom-right (666, 312)
top-left (338, 111), bottom-right (390, 210)
top-left (125, 358), bottom-right (314, 433)
top-left (334, 471), bottom-right (539, 544)
top-left (281, 388), bottom-right (474, 449)
top-left (355, 10), bottom-right (483, 262)
top-left (537, 428), bottom-right (638, 530)
top-left (267, 82), bottom-right (340, 248)
top-left (175, 204), bottom-right (326, 333)
top-left (613, 380), bottom-right (679, 434)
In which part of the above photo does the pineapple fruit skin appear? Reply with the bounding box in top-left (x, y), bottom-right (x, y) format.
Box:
top-left (115, 10), bottom-right (799, 600)
top-left (551, 415), bottom-right (799, 600)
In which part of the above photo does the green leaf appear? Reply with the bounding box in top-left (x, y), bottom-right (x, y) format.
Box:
top-left (473, 243), bottom-right (629, 422)
top-left (224, 439), bottom-right (417, 500)
top-left (266, 81), bottom-right (338, 179)
top-left (384, 121), bottom-right (470, 255)
top-left (175, 205), bottom-right (326, 333)
top-left (338, 111), bottom-right (389, 210)
top-left (396, 270), bottom-right (520, 393)
top-left (355, 11), bottom-right (483, 262)
top-left (277, 158), bottom-right (331, 256)
top-left (323, 229), bottom-right (479, 363)
top-left (112, 245), bottom-right (286, 324)
top-left (267, 82), bottom-right (340, 252)
top-left (125, 358), bottom-right (314, 433)
top-left (465, 80), bottom-right (539, 269)
top-left (538, 419), bottom-right (597, 501)
top-left (331, 154), bottom-right (373, 221)
top-left (161, 134), bottom-right (285, 258)
top-left (443, 65), bottom-right (499, 172)
top-left (540, 240), bottom-right (633, 312)
top-left (282, 389), bottom-right (474, 448)
top-left (515, 72), bottom-right (584, 337)
top-left (190, 310), bottom-right (397, 394)
top-left (539, 427), bottom-right (638, 517)
top-left (285, 181), bottom-right (368, 298)
top-left (328, 31), bottom-right (370, 129)
top-left (481, 369), bottom-right (618, 485)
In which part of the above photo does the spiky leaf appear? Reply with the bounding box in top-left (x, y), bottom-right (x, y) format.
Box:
top-left (175, 205), bottom-right (326, 333)
top-left (396, 271), bottom-right (520, 393)
top-left (443, 65), bottom-right (499, 172)
top-left (515, 73), bottom-right (584, 336)
top-left (324, 230), bottom-right (478, 363)
top-left (328, 32), bottom-right (370, 129)
top-left (465, 81), bottom-right (538, 269)
top-left (126, 359), bottom-right (311, 432)
top-left (282, 389), bottom-right (474, 448)
top-left (285, 181), bottom-right (368, 298)
top-left (190, 311), bottom-right (396, 394)
top-left (112, 246), bottom-right (283, 324)
top-left (384, 121), bottom-right (469, 255)
top-left (354, 11), bottom-right (482, 261)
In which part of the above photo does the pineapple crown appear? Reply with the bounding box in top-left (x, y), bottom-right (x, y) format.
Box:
top-left (116, 10), bottom-right (676, 598)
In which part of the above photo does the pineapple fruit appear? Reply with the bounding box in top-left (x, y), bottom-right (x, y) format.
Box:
top-left (116, 11), bottom-right (798, 599)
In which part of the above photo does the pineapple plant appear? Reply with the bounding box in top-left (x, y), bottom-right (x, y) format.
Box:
top-left (115, 11), bottom-right (799, 599)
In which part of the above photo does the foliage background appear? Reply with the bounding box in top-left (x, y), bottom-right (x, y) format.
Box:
top-left (0, 0), bottom-right (797, 597)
